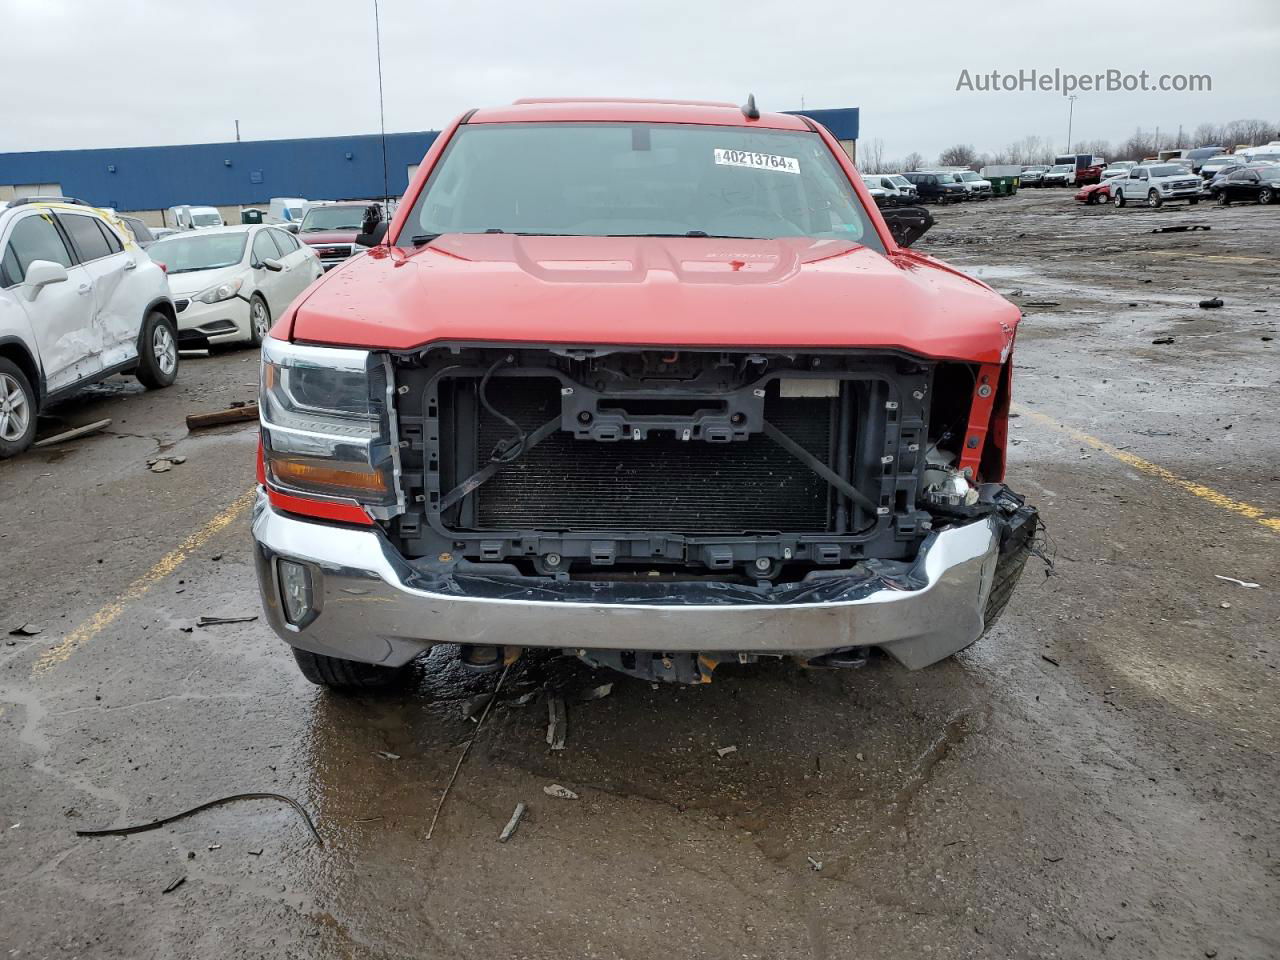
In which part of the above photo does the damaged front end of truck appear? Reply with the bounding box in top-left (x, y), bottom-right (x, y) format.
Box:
top-left (254, 338), bottom-right (1041, 684)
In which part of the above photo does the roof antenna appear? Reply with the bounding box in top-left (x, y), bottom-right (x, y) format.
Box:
top-left (741, 93), bottom-right (759, 120)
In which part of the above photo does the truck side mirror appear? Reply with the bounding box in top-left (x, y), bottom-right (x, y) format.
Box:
top-left (881, 206), bottom-right (934, 248)
top-left (356, 221), bottom-right (390, 248)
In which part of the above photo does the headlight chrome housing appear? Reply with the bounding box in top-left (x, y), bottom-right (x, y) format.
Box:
top-left (259, 336), bottom-right (403, 518)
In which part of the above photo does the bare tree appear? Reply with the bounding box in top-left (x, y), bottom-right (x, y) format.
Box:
top-left (1192, 122), bottom-right (1222, 147)
top-left (862, 138), bottom-right (886, 173)
top-left (902, 151), bottom-right (925, 172)
top-left (937, 144), bottom-right (978, 168)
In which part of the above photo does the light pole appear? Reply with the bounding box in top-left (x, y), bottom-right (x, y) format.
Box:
top-left (1066, 95), bottom-right (1078, 153)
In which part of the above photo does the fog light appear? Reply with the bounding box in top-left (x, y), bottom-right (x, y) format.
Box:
top-left (278, 559), bottom-right (314, 625)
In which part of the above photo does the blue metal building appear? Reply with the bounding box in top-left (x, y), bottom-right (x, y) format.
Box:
top-left (0, 107), bottom-right (858, 214)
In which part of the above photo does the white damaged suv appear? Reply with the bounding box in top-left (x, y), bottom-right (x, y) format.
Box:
top-left (0, 198), bottom-right (178, 457)
top-left (1111, 163), bottom-right (1202, 208)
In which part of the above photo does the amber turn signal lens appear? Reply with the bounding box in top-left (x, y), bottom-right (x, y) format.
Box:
top-left (269, 456), bottom-right (388, 496)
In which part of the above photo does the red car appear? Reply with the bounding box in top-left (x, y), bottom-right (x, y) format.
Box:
top-left (252, 98), bottom-right (1040, 689)
top-left (1075, 181), bottom-right (1113, 205)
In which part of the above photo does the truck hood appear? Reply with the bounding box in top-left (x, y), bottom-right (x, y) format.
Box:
top-left (298, 230), bottom-right (359, 245)
top-left (286, 235), bottom-right (1020, 364)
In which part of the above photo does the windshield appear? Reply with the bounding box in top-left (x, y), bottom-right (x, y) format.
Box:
top-left (1026, 166), bottom-right (1048, 172)
top-left (192, 212), bottom-right (221, 227)
top-left (1147, 165), bottom-right (1186, 177)
top-left (301, 206), bottom-right (367, 232)
top-left (959, 172), bottom-right (980, 181)
top-left (1050, 165), bottom-right (1072, 173)
top-left (402, 122), bottom-right (882, 249)
top-left (889, 175), bottom-right (911, 186)
top-left (148, 233), bottom-right (247, 273)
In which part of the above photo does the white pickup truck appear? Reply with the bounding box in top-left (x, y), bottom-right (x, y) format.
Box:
top-left (1111, 164), bottom-right (1202, 208)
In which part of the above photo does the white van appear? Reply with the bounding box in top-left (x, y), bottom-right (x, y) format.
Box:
top-left (267, 197), bottom-right (308, 226)
top-left (166, 205), bottom-right (224, 230)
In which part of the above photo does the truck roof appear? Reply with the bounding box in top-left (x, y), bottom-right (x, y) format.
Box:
top-left (468, 98), bottom-right (813, 132)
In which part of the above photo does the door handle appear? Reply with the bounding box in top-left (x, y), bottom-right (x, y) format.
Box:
top-left (77, 283), bottom-right (92, 296)
top-left (122, 259), bottom-right (137, 270)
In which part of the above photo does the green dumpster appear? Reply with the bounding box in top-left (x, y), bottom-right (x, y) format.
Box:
top-left (240, 208), bottom-right (264, 224)
top-left (981, 166), bottom-right (1023, 197)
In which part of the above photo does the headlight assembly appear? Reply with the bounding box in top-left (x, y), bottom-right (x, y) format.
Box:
top-left (259, 337), bottom-right (402, 514)
top-left (196, 276), bottom-right (243, 303)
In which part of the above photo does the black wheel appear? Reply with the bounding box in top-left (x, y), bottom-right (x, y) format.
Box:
top-left (1115, 190), bottom-right (1126, 208)
top-left (1218, 192), bottom-right (1230, 206)
top-left (1260, 187), bottom-right (1274, 205)
top-left (1147, 189), bottom-right (1162, 208)
top-left (291, 647), bottom-right (410, 690)
top-left (248, 294), bottom-right (270, 347)
top-left (0, 358), bottom-right (37, 459)
top-left (135, 310), bottom-right (179, 389)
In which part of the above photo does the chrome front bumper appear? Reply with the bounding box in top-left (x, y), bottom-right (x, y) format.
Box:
top-left (251, 495), bottom-right (1002, 670)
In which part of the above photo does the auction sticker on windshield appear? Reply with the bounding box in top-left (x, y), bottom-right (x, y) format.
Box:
top-left (713, 149), bottom-right (800, 174)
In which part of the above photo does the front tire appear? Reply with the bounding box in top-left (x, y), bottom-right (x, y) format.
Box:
top-left (248, 295), bottom-right (270, 347)
top-left (1260, 187), bottom-right (1275, 205)
top-left (1218, 192), bottom-right (1230, 206)
top-left (135, 310), bottom-right (179, 389)
top-left (0, 359), bottom-right (37, 459)
top-left (291, 647), bottom-right (410, 690)
top-left (1148, 189), bottom-right (1162, 208)
top-left (1115, 190), bottom-right (1126, 207)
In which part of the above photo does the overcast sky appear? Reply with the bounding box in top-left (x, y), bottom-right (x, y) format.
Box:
top-left (4, 0), bottom-right (1278, 161)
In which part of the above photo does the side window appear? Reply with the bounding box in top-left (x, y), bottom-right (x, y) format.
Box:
top-left (252, 230), bottom-right (279, 264)
top-left (4, 213), bottom-right (75, 283)
top-left (1, 245), bottom-right (20, 288)
top-left (95, 219), bottom-right (124, 255)
top-left (124, 218), bottom-right (153, 243)
top-left (60, 214), bottom-right (113, 262)
top-left (269, 229), bottom-right (297, 256)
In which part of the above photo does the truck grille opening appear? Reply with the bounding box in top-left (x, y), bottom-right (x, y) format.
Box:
top-left (475, 378), bottom-right (831, 533)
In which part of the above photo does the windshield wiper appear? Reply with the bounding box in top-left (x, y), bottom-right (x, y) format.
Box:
top-left (608, 231), bottom-right (764, 239)
top-left (410, 234), bottom-right (442, 246)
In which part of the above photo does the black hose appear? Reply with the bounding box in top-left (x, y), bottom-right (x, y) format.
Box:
top-left (478, 354), bottom-right (527, 463)
top-left (75, 792), bottom-right (323, 846)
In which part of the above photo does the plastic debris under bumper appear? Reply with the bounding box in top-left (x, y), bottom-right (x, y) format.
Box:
top-left (251, 495), bottom-right (1005, 671)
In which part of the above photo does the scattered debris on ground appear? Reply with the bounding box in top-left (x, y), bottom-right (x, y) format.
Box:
top-left (576, 682), bottom-right (613, 702)
top-left (186, 403), bottom-right (259, 430)
top-left (546, 695), bottom-right (567, 751)
top-left (1152, 225), bottom-right (1210, 234)
top-left (807, 856), bottom-right (823, 872)
top-left (375, 751), bottom-right (400, 761)
top-left (75, 792), bottom-right (323, 846)
top-left (543, 784), bottom-right (579, 800)
top-left (8, 623), bottom-right (43, 636)
top-left (148, 455), bottom-right (187, 473)
top-left (1215, 575), bottom-right (1260, 588)
top-left (1199, 297), bottom-right (1225, 309)
top-left (716, 745), bottom-right (738, 758)
top-left (498, 802), bottom-right (527, 842)
top-left (33, 419), bottom-right (112, 448)
top-left (425, 664), bottom-right (512, 841)
top-left (162, 875), bottom-right (186, 894)
top-left (1042, 654), bottom-right (1061, 666)
top-left (1152, 337), bottom-right (1176, 345)
top-left (195, 615), bottom-right (258, 627)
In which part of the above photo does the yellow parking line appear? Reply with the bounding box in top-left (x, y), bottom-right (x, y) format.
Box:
top-left (32, 488), bottom-right (257, 676)
top-left (1014, 406), bottom-right (1280, 535)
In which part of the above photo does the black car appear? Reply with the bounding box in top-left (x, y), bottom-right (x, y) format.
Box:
top-left (1216, 166), bottom-right (1280, 205)
top-left (901, 172), bottom-right (967, 203)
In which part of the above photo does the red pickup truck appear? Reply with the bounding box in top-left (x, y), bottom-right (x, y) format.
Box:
top-left (252, 98), bottom-right (1039, 689)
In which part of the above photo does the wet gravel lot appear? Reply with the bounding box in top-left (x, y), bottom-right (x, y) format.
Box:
top-left (1, 191), bottom-right (1277, 959)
